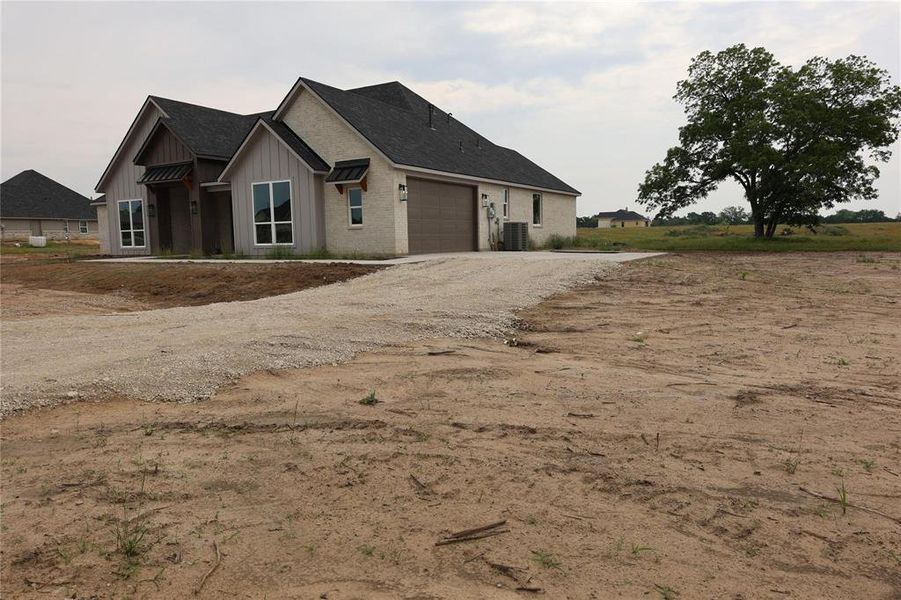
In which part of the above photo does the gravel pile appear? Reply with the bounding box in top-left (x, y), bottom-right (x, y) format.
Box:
top-left (1, 255), bottom-right (619, 416)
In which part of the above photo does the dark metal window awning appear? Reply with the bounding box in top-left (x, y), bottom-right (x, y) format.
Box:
top-left (138, 162), bottom-right (193, 186)
top-left (326, 158), bottom-right (369, 193)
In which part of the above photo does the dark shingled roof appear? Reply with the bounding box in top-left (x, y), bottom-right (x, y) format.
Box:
top-left (597, 209), bottom-right (648, 221)
top-left (261, 117), bottom-right (329, 172)
top-left (150, 96), bottom-right (272, 160)
top-left (1, 170), bottom-right (96, 220)
top-left (299, 78), bottom-right (579, 195)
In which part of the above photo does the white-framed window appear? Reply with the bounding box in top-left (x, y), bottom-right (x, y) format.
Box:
top-left (532, 192), bottom-right (542, 226)
top-left (252, 180), bottom-right (293, 245)
top-left (79, 220), bottom-right (88, 234)
top-left (502, 188), bottom-right (510, 220)
top-left (63, 221), bottom-right (70, 233)
top-left (118, 199), bottom-right (145, 248)
top-left (347, 187), bottom-right (363, 227)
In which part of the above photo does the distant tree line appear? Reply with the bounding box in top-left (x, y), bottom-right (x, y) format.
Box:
top-left (649, 207), bottom-right (897, 227)
top-left (577, 207), bottom-right (897, 228)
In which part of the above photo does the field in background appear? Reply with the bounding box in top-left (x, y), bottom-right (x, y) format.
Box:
top-left (575, 221), bottom-right (901, 252)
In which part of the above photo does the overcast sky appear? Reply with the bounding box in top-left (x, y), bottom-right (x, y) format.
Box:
top-left (2, 1), bottom-right (899, 217)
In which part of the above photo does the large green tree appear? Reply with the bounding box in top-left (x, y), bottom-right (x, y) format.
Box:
top-left (637, 44), bottom-right (901, 238)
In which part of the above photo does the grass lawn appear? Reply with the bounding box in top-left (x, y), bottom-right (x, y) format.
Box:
top-left (576, 222), bottom-right (901, 252)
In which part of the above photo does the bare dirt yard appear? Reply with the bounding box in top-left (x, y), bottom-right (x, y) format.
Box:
top-left (0, 261), bottom-right (380, 319)
top-left (2, 252), bottom-right (900, 599)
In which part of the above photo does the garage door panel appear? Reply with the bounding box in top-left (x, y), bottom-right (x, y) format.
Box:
top-left (407, 179), bottom-right (476, 254)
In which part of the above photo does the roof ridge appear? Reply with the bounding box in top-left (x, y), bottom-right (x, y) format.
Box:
top-left (149, 95), bottom-right (267, 118)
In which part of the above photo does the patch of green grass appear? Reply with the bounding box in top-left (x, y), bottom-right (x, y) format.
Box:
top-left (0, 240), bottom-right (102, 260)
top-left (530, 549), bottom-right (561, 569)
top-left (837, 479), bottom-right (849, 515)
top-left (631, 543), bottom-right (653, 556)
top-left (576, 222), bottom-right (901, 252)
top-left (359, 390), bottom-right (379, 406)
top-left (654, 583), bottom-right (680, 599)
top-left (357, 544), bottom-right (375, 556)
top-left (859, 458), bottom-right (876, 473)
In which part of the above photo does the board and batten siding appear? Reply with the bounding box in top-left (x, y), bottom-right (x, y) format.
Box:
top-left (225, 127), bottom-right (324, 256)
top-left (98, 103), bottom-right (163, 255)
top-left (141, 126), bottom-right (192, 166)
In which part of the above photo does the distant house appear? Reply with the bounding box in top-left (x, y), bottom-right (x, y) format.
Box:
top-left (596, 209), bottom-right (649, 228)
top-left (0, 170), bottom-right (98, 241)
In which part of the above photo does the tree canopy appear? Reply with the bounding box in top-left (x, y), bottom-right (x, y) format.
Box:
top-left (637, 44), bottom-right (901, 238)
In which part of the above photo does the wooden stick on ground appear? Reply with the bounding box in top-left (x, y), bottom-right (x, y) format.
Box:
top-left (194, 540), bottom-right (221, 595)
top-left (798, 487), bottom-right (901, 526)
top-left (446, 520), bottom-right (507, 540)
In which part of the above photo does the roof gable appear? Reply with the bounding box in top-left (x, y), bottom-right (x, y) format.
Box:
top-left (1, 170), bottom-right (96, 220)
top-left (217, 117), bottom-right (329, 181)
top-left (149, 96), bottom-right (270, 160)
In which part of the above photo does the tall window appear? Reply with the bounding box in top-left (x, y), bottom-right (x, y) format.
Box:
top-left (532, 193), bottom-right (542, 226)
top-left (502, 189), bottom-right (510, 220)
top-left (253, 180), bottom-right (293, 245)
top-left (118, 199), bottom-right (145, 247)
top-left (348, 187), bottom-right (363, 227)
top-left (63, 221), bottom-right (70, 233)
top-left (79, 220), bottom-right (88, 234)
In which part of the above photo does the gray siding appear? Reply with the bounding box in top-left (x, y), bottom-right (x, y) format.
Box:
top-left (98, 103), bottom-right (162, 255)
top-left (224, 127), bottom-right (323, 256)
top-left (142, 126), bottom-right (192, 166)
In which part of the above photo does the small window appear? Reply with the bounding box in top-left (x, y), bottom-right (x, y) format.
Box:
top-left (532, 193), bottom-right (542, 226)
top-left (118, 199), bottom-right (145, 248)
top-left (502, 189), bottom-right (510, 220)
top-left (348, 187), bottom-right (363, 227)
top-left (252, 180), bottom-right (293, 245)
top-left (63, 221), bottom-right (69, 233)
top-left (79, 220), bottom-right (88, 234)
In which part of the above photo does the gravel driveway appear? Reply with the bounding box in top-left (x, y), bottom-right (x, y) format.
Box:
top-left (0, 254), bottom-right (637, 415)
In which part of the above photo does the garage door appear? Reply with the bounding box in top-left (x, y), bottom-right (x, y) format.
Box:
top-left (407, 178), bottom-right (476, 254)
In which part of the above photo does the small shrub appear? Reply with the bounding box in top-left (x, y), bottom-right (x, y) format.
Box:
top-left (357, 544), bottom-right (375, 556)
top-left (837, 479), bottom-right (848, 515)
top-left (530, 550), bottom-right (561, 569)
top-left (359, 391), bottom-right (378, 406)
top-left (546, 234), bottom-right (568, 250)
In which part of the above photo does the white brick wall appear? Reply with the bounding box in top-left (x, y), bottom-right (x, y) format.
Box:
top-left (281, 90), bottom-right (404, 256)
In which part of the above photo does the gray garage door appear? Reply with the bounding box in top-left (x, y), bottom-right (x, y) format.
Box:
top-left (407, 178), bottom-right (476, 254)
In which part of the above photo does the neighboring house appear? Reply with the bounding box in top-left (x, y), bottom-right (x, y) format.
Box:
top-left (0, 170), bottom-right (98, 241)
top-left (596, 209), bottom-right (649, 228)
top-left (94, 77), bottom-right (580, 257)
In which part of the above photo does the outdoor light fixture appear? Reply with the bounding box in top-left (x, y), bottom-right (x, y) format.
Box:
top-left (190, 200), bottom-right (198, 215)
top-left (147, 203), bottom-right (156, 218)
top-left (481, 193), bottom-right (489, 207)
top-left (398, 183), bottom-right (408, 201)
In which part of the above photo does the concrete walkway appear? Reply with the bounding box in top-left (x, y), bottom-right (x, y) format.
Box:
top-left (92, 251), bottom-right (663, 266)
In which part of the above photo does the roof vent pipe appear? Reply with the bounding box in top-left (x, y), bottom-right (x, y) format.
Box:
top-left (447, 112), bottom-right (452, 123)
top-left (428, 104), bottom-right (434, 129)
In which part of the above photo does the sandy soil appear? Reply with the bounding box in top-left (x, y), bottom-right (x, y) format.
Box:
top-left (1, 252), bottom-right (900, 599)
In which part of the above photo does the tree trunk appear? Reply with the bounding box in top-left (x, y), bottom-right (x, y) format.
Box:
top-left (752, 214), bottom-right (765, 238)
top-left (765, 218), bottom-right (779, 239)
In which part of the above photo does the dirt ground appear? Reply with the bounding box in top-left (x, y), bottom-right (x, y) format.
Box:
top-left (1, 252), bottom-right (899, 599)
top-left (0, 262), bottom-right (380, 318)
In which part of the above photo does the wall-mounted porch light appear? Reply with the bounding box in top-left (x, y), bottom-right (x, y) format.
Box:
top-left (398, 183), bottom-right (408, 202)
top-left (190, 200), bottom-right (198, 215)
top-left (481, 193), bottom-right (489, 207)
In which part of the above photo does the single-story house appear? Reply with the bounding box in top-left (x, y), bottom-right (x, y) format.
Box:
top-left (596, 209), bottom-right (649, 228)
top-left (94, 77), bottom-right (580, 256)
top-left (0, 170), bottom-right (99, 241)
